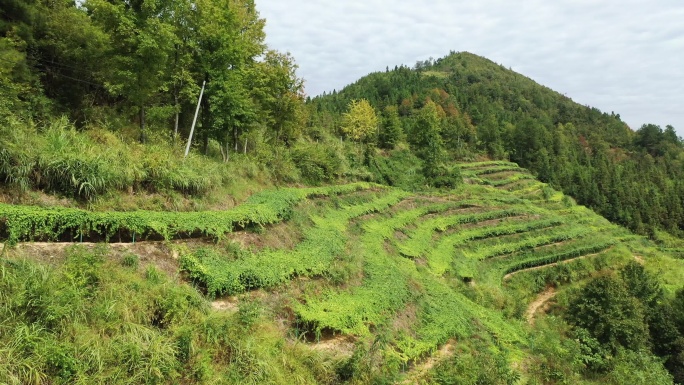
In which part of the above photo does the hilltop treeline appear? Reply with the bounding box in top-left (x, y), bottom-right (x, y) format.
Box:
top-left (310, 52), bottom-right (684, 237)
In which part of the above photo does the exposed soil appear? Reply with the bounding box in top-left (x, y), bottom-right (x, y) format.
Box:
top-left (211, 298), bottom-right (239, 313)
top-left (525, 287), bottom-right (557, 325)
top-left (223, 221), bottom-right (302, 252)
top-left (306, 334), bottom-right (356, 357)
top-left (391, 303), bottom-right (419, 334)
top-left (5, 240), bottom-right (193, 278)
top-left (400, 340), bottom-right (456, 384)
top-left (394, 230), bottom-right (409, 241)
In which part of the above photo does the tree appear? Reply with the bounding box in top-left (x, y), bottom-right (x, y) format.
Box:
top-left (378, 105), bottom-right (402, 149)
top-left (341, 99), bottom-right (378, 142)
top-left (87, 0), bottom-right (176, 142)
top-left (635, 124), bottom-right (665, 156)
top-left (619, 261), bottom-right (663, 313)
top-left (567, 275), bottom-right (648, 352)
top-left (249, 50), bottom-right (305, 146)
top-left (194, 0), bottom-right (266, 155)
top-left (412, 100), bottom-right (445, 176)
top-left (165, 0), bottom-right (200, 138)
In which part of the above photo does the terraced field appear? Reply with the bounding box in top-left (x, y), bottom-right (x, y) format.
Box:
top-left (0, 161), bottom-right (652, 381)
top-left (172, 162), bottom-right (633, 371)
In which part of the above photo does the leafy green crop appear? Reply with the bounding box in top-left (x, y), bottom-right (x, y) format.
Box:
top-left (0, 182), bottom-right (378, 244)
top-left (180, 189), bottom-right (410, 297)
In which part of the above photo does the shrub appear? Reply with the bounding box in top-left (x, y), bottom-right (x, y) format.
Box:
top-left (291, 141), bottom-right (342, 184)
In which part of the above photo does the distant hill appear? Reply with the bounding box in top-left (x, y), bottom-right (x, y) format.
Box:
top-left (310, 51), bottom-right (684, 239)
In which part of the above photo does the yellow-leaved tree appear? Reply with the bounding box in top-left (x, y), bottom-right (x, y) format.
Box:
top-left (341, 99), bottom-right (378, 142)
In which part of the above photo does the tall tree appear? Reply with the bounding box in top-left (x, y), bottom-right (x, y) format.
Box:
top-left (87, 0), bottom-right (176, 142)
top-left (194, 0), bottom-right (265, 155)
top-left (248, 50), bottom-right (305, 146)
top-left (341, 99), bottom-right (378, 142)
top-left (378, 105), bottom-right (403, 149)
top-left (567, 275), bottom-right (648, 352)
top-left (412, 100), bottom-right (447, 181)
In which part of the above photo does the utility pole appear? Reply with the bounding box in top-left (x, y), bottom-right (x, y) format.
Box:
top-left (185, 80), bottom-right (206, 158)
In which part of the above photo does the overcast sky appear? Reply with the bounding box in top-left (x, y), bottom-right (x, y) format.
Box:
top-left (256, 0), bottom-right (684, 135)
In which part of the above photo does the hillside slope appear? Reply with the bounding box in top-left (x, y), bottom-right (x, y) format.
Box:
top-left (310, 52), bottom-right (684, 239)
top-left (2, 162), bottom-right (681, 384)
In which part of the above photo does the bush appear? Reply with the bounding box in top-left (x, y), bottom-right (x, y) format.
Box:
top-left (291, 141), bottom-right (342, 184)
top-left (367, 148), bottom-right (424, 190)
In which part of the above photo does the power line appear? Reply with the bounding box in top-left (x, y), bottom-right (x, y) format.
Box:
top-left (0, 55), bottom-right (105, 88)
top-left (42, 68), bottom-right (104, 88)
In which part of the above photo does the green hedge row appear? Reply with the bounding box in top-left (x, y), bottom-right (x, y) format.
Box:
top-left (0, 183), bottom-right (379, 244)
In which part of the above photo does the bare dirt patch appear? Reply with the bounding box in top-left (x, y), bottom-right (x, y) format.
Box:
top-left (526, 287), bottom-right (557, 325)
top-left (391, 303), bottom-right (419, 334)
top-left (306, 334), bottom-right (356, 357)
top-left (401, 340), bottom-right (456, 384)
top-left (211, 298), bottom-right (239, 313)
top-left (394, 230), bottom-right (409, 241)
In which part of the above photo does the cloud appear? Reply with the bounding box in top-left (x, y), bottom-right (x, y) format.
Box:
top-left (258, 0), bottom-right (684, 134)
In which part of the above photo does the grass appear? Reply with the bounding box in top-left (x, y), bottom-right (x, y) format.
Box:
top-left (0, 245), bottom-right (341, 384)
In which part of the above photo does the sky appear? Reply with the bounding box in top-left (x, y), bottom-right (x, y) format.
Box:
top-left (256, 0), bottom-right (684, 135)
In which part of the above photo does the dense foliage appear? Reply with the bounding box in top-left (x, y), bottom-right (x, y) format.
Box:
top-left (2, 162), bottom-right (683, 384)
top-left (0, 0), bottom-right (304, 150)
top-left (0, 182), bottom-right (376, 244)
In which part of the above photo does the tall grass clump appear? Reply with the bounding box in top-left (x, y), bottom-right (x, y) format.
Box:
top-left (0, 118), bottom-right (225, 200)
top-left (0, 246), bottom-right (337, 384)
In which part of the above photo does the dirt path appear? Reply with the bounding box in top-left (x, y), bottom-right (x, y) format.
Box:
top-left (306, 334), bottom-right (356, 358)
top-left (399, 340), bottom-right (456, 384)
top-left (525, 287), bottom-right (556, 325)
top-left (211, 299), bottom-right (239, 313)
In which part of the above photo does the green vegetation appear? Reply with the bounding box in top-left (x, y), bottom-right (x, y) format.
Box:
top-left (2, 164), bottom-right (684, 384)
top-left (312, 53), bottom-right (684, 238)
top-left (2, 2), bottom-right (684, 382)
top-left (0, 246), bottom-right (340, 384)
top-left (0, 183), bottom-right (377, 244)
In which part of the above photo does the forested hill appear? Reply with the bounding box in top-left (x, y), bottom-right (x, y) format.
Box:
top-left (310, 52), bottom-right (684, 239)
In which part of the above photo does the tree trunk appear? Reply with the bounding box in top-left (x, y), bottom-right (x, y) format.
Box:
top-left (234, 127), bottom-right (238, 152)
top-left (139, 105), bottom-right (146, 143)
top-left (173, 93), bottom-right (179, 140)
top-left (243, 137), bottom-right (247, 155)
top-left (223, 131), bottom-right (230, 162)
